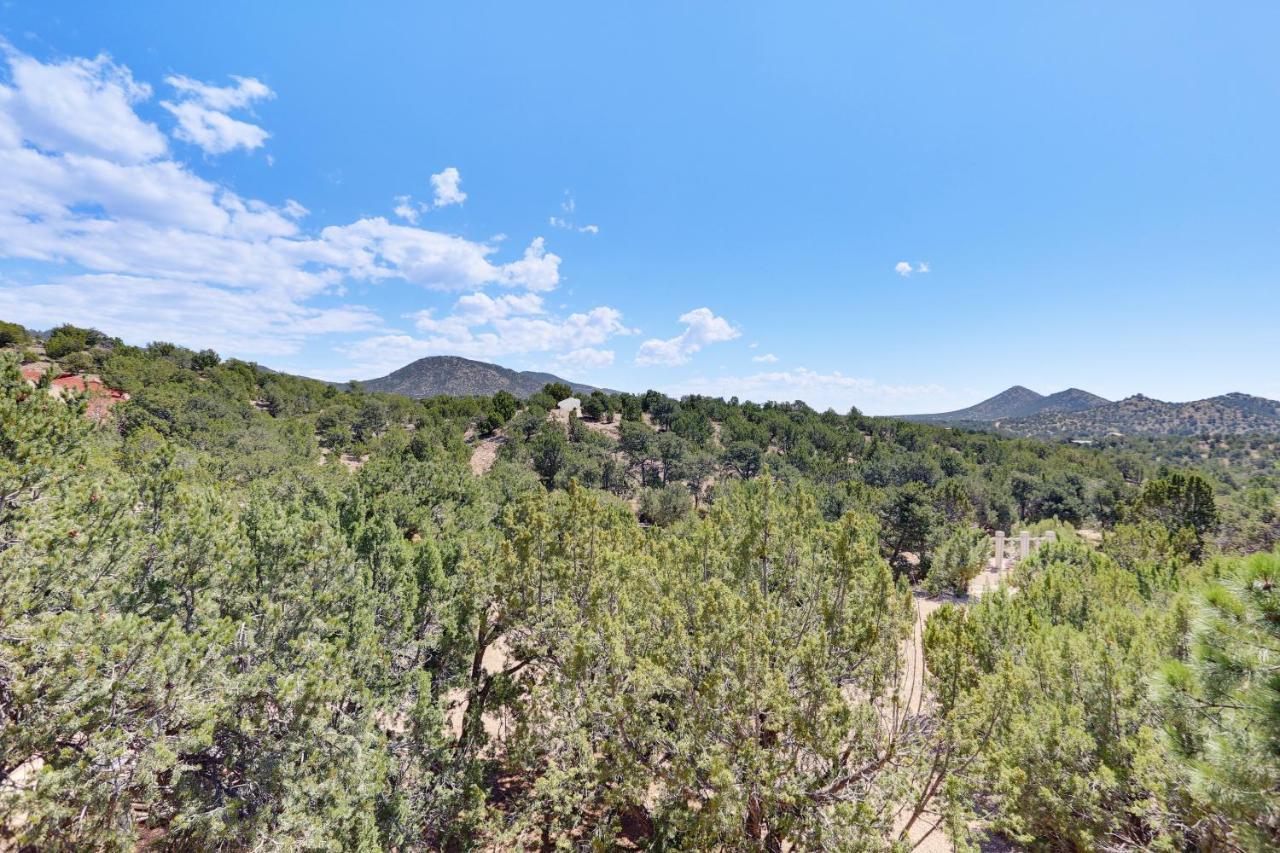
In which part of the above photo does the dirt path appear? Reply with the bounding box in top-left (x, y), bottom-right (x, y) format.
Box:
top-left (898, 556), bottom-right (1017, 852)
top-left (468, 432), bottom-right (505, 476)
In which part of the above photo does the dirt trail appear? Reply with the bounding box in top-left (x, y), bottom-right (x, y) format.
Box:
top-left (468, 432), bottom-right (505, 476)
top-left (897, 556), bottom-right (1017, 852)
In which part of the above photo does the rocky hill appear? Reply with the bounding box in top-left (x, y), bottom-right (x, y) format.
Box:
top-left (999, 392), bottom-right (1280, 438)
top-left (1032, 387), bottom-right (1112, 415)
top-left (362, 355), bottom-right (602, 399)
top-left (902, 385), bottom-right (1109, 424)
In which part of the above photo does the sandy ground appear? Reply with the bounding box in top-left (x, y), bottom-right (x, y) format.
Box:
top-left (898, 555), bottom-right (1019, 852)
top-left (338, 452), bottom-right (368, 472)
top-left (444, 638), bottom-right (515, 741)
top-left (1077, 527), bottom-right (1102, 545)
top-left (468, 432), bottom-right (506, 475)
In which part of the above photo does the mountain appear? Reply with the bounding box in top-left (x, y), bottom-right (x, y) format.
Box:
top-left (1000, 392), bottom-right (1280, 438)
top-left (1027, 387), bottom-right (1112, 415)
top-left (901, 385), bottom-right (1109, 424)
top-left (902, 385), bottom-right (1044, 423)
top-left (362, 355), bottom-right (603, 399)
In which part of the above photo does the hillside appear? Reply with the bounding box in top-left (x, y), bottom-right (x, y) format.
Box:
top-left (1033, 387), bottom-right (1112, 414)
top-left (1000, 392), bottom-right (1280, 437)
top-left (903, 385), bottom-right (1109, 424)
top-left (4, 321), bottom-right (1280, 852)
top-left (362, 355), bottom-right (602, 398)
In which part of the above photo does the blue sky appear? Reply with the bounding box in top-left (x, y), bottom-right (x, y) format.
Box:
top-left (0, 2), bottom-right (1277, 413)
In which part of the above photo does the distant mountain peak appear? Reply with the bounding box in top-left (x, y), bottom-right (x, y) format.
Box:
top-left (900, 384), bottom-right (1107, 424)
top-left (362, 355), bottom-right (605, 399)
top-left (996, 391), bottom-right (1280, 438)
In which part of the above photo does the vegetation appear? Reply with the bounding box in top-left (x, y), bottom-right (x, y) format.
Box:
top-left (0, 321), bottom-right (27, 348)
top-left (362, 354), bottom-right (598, 398)
top-left (1, 320), bottom-right (1278, 850)
top-left (1003, 393), bottom-right (1280, 438)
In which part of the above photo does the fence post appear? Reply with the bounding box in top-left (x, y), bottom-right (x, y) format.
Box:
top-left (994, 531), bottom-right (1005, 571)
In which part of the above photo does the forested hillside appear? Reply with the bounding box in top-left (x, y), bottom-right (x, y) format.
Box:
top-left (902, 385), bottom-right (1110, 424)
top-left (1000, 392), bottom-right (1280, 438)
top-left (2, 322), bottom-right (1278, 851)
top-left (362, 354), bottom-right (603, 399)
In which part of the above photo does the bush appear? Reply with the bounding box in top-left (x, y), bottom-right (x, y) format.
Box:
top-left (1160, 549), bottom-right (1280, 851)
top-left (191, 348), bottom-right (221, 371)
top-left (479, 412), bottom-right (504, 437)
top-left (0, 320), bottom-right (28, 347)
top-left (542, 381), bottom-right (572, 402)
top-left (582, 393), bottom-right (606, 421)
top-left (638, 483), bottom-right (693, 527)
top-left (45, 324), bottom-right (93, 359)
top-left (925, 526), bottom-right (988, 595)
top-left (59, 351), bottom-right (95, 374)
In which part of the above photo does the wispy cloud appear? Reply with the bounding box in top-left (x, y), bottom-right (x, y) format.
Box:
top-left (162, 73), bottom-right (273, 155)
top-left (895, 260), bottom-right (931, 277)
top-left (548, 191), bottom-right (599, 234)
top-left (556, 347), bottom-right (614, 370)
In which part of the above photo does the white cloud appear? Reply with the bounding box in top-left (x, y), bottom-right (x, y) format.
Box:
top-left (412, 292), bottom-right (630, 353)
top-left (393, 194), bottom-right (420, 224)
top-left (430, 166), bottom-right (466, 207)
top-left (556, 347), bottom-right (614, 370)
top-left (895, 260), bottom-right (931, 277)
top-left (306, 220), bottom-right (560, 293)
top-left (0, 44), bottom-right (586, 367)
top-left (752, 353), bottom-right (779, 363)
top-left (161, 74), bottom-right (274, 155)
top-left (0, 273), bottom-right (380, 358)
top-left (340, 296), bottom-right (633, 378)
top-left (494, 236), bottom-right (561, 291)
top-left (165, 74), bottom-right (273, 111)
top-left (549, 191), bottom-right (599, 234)
top-left (162, 99), bottom-right (269, 154)
top-left (635, 307), bottom-right (740, 366)
top-left (393, 167), bottom-right (467, 219)
top-left (551, 216), bottom-right (601, 235)
top-left (0, 42), bottom-right (167, 163)
top-left (446, 291), bottom-right (547, 325)
top-left (668, 367), bottom-right (949, 413)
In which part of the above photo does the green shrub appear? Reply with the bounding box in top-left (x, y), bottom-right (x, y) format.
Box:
top-left (925, 526), bottom-right (988, 595)
top-left (638, 483), bottom-right (693, 526)
top-left (45, 324), bottom-right (95, 359)
top-left (0, 320), bottom-right (28, 347)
